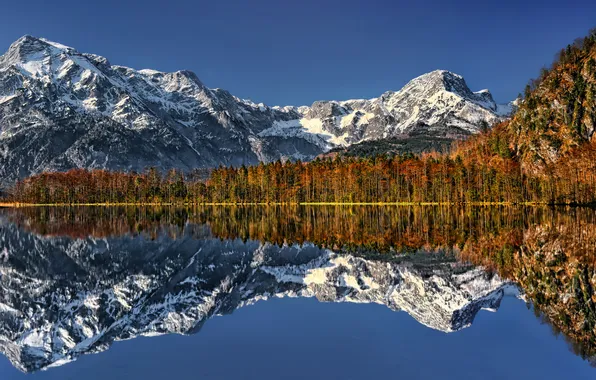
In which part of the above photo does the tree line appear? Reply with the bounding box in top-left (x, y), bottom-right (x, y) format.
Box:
top-left (4, 140), bottom-right (595, 205)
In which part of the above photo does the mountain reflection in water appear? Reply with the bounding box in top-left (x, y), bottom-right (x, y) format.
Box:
top-left (0, 205), bottom-right (595, 373)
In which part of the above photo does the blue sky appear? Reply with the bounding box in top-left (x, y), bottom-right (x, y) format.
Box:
top-left (0, 0), bottom-right (595, 105)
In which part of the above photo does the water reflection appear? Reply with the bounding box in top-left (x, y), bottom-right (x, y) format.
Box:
top-left (0, 205), bottom-right (594, 372)
top-left (1, 205), bottom-right (539, 249)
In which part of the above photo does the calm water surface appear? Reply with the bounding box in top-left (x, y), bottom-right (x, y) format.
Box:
top-left (0, 206), bottom-right (594, 379)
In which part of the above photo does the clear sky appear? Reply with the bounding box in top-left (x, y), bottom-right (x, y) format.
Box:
top-left (0, 0), bottom-right (595, 105)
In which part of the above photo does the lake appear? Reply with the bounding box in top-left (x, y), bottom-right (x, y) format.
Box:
top-left (0, 205), bottom-right (595, 379)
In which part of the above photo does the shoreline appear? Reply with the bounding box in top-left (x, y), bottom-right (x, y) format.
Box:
top-left (0, 201), bottom-right (576, 208)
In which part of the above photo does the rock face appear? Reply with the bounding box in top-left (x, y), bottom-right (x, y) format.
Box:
top-left (0, 220), bottom-right (512, 373)
top-left (0, 36), bottom-right (512, 183)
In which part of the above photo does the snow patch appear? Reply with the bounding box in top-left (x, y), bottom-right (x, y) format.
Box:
top-left (39, 38), bottom-right (73, 51)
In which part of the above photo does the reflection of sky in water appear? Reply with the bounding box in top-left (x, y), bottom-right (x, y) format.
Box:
top-left (0, 297), bottom-right (593, 379)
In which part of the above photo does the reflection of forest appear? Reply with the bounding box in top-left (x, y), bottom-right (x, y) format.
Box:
top-left (2, 205), bottom-right (533, 250)
top-left (461, 208), bottom-right (596, 365)
top-left (2, 205), bottom-right (596, 363)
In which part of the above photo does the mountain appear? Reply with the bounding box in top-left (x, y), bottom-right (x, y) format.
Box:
top-left (0, 219), bottom-right (513, 373)
top-left (263, 70), bottom-right (513, 147)
top-left (321, 136), bottom-right (457, 158)
top-left (463, 29), bottom-right (596, 175)
top-left (0, 36), bottom-right (512, 183)
top-left (510, 32), bottom-right (596, 172)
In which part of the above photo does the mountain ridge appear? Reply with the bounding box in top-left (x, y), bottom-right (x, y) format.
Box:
top-left (0, 35), bottom-right (512, 183)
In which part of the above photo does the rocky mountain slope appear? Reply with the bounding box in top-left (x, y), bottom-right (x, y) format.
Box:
top-left (471, 29), bottom-right (596, 175)
top-left (0, 36), bottom-right (512, 183)
top-left (0, 220), bottom-right (513, 373)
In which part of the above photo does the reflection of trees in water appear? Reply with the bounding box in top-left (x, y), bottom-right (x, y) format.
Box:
top-left (461, 207), bottom-right (596, 364)
top-left (514, 210), bottom-right (596, 364)
top-left (2, 205), bottom-right (596, 364)
top-left (2, 206), bottom-right (192, 240)
top-left (2, 205), bottom-right (531, 251)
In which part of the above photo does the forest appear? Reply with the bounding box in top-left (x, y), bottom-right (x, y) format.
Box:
top-left (4, 138), bottom-right (595, 205)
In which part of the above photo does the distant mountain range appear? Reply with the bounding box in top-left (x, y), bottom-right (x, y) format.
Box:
top-left (0, 36), bottom-right (513, 183)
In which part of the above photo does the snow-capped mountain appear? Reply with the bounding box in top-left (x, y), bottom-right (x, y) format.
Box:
top-left (260, 70), bottom-right (513, 147)
top-left (0, 36), bottom-right (512, 183)
top-left (0, 220), bottom-right (513, 373)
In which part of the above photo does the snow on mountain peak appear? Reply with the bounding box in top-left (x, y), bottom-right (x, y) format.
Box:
top-left (412, 69), bottom-right (458, 81)
top-left (11, 35), bottom-right (71, 49)
top-left (6, 35), bottom-right (72, 61)
top-left (403, 70), bottom-right (474, 99)
top-left (38, 38), bottom-right (74, 51)
top-left (138, 68), bottom-right (163, 76)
